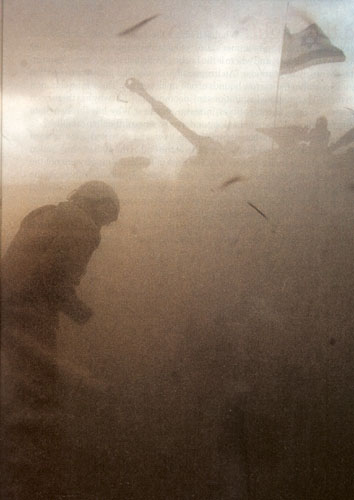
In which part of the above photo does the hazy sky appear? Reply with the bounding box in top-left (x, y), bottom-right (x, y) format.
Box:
top-left (3, 0), bottom-right (354, 183)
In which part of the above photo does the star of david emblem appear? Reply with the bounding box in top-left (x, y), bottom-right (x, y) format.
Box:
top-left (301, 29), bottom-right (319, 49)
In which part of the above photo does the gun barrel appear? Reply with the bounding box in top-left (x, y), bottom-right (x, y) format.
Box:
top-left (125, 78), bottom-right (209, 150)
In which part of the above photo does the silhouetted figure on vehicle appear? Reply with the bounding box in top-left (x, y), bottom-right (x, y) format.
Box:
top-left (1, 181), bottom-right (120, 500)
top-left (308, 116), bottom-right (331, 154)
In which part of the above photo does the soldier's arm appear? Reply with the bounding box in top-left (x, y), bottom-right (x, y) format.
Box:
top-left (56, 286), bottom-right (93, 324)
top-left (39, 229), bottom-right (99, 323)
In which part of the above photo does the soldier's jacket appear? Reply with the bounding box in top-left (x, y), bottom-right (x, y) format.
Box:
top-left (2, 200), bottom-right (101, 324)
top-left (1, 201), bottom-right (101, 499)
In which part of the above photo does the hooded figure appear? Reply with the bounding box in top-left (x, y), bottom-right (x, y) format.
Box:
top-left (308, 116), bottom-right (331, 154)
top-left (1, 181), bottom-right (119, 500)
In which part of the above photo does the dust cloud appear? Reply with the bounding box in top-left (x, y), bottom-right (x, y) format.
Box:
top-left (2, 142), bottom-right (354, 498)
top-left (2, 0), bottom-right (354, 499)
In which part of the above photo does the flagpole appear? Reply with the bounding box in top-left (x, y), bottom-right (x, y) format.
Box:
top-left (272, 63), bottom-right (282, 129)
top-left (272, 0), bottom-right (290, 149)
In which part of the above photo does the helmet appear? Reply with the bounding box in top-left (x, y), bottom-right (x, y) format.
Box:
top-left (315, 116), bottom-right (328, 128)
top-left (69, 180), bottom-right (119, 204)
top-left (69, 181), bottom-right (120, 224)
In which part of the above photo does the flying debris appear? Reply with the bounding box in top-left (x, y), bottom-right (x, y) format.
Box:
top-left (118, 14), bottom-right (160, 36)
top-left (117, 94), bottom-right (128, 103)
top-left (219, 176), bottom-right (243, 190)
top-left (247, 202), bottom-right (268, 220)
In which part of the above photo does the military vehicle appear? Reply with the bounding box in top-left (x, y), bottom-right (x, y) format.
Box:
top-left (125, 78), bottom-right (241, 184)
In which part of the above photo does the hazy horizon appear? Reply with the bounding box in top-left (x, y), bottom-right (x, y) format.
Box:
top-left (3, 0), bottom-right (353, 183)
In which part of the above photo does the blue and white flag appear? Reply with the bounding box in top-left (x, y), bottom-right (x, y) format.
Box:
top-left (280, 23), bottom-right (345, 75)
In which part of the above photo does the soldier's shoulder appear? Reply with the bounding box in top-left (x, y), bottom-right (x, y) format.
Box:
top-left (20, 202), bottom-right (99, 239)
top-left (21, 203), bottom-right (84, 228)
top-left (21, 204), bottom-right (57, 226)
top-left (56, 202), bottom-right (94, 224)
top-left (55, 202), bottom-right (100, 236)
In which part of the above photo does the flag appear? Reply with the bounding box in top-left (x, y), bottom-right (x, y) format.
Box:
top-left (280, 23), bottom-right (345, 75)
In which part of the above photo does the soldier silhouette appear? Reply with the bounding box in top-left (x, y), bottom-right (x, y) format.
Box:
top-left (1, 181), bottom-right (120, 499)
top-left (308, 116), bottom-right (331, 154)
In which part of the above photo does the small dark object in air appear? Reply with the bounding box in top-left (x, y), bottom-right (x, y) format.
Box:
top-left (117, 94), bottom-right (128, 103)
top-left (247, 201), bottom-right (268, 220)
top-left (118, 14), bottom-right (160, 36)
top-left (329, 337), bottom-right (336, 346)
top-left (219, 176), bottom-right (243, 190)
